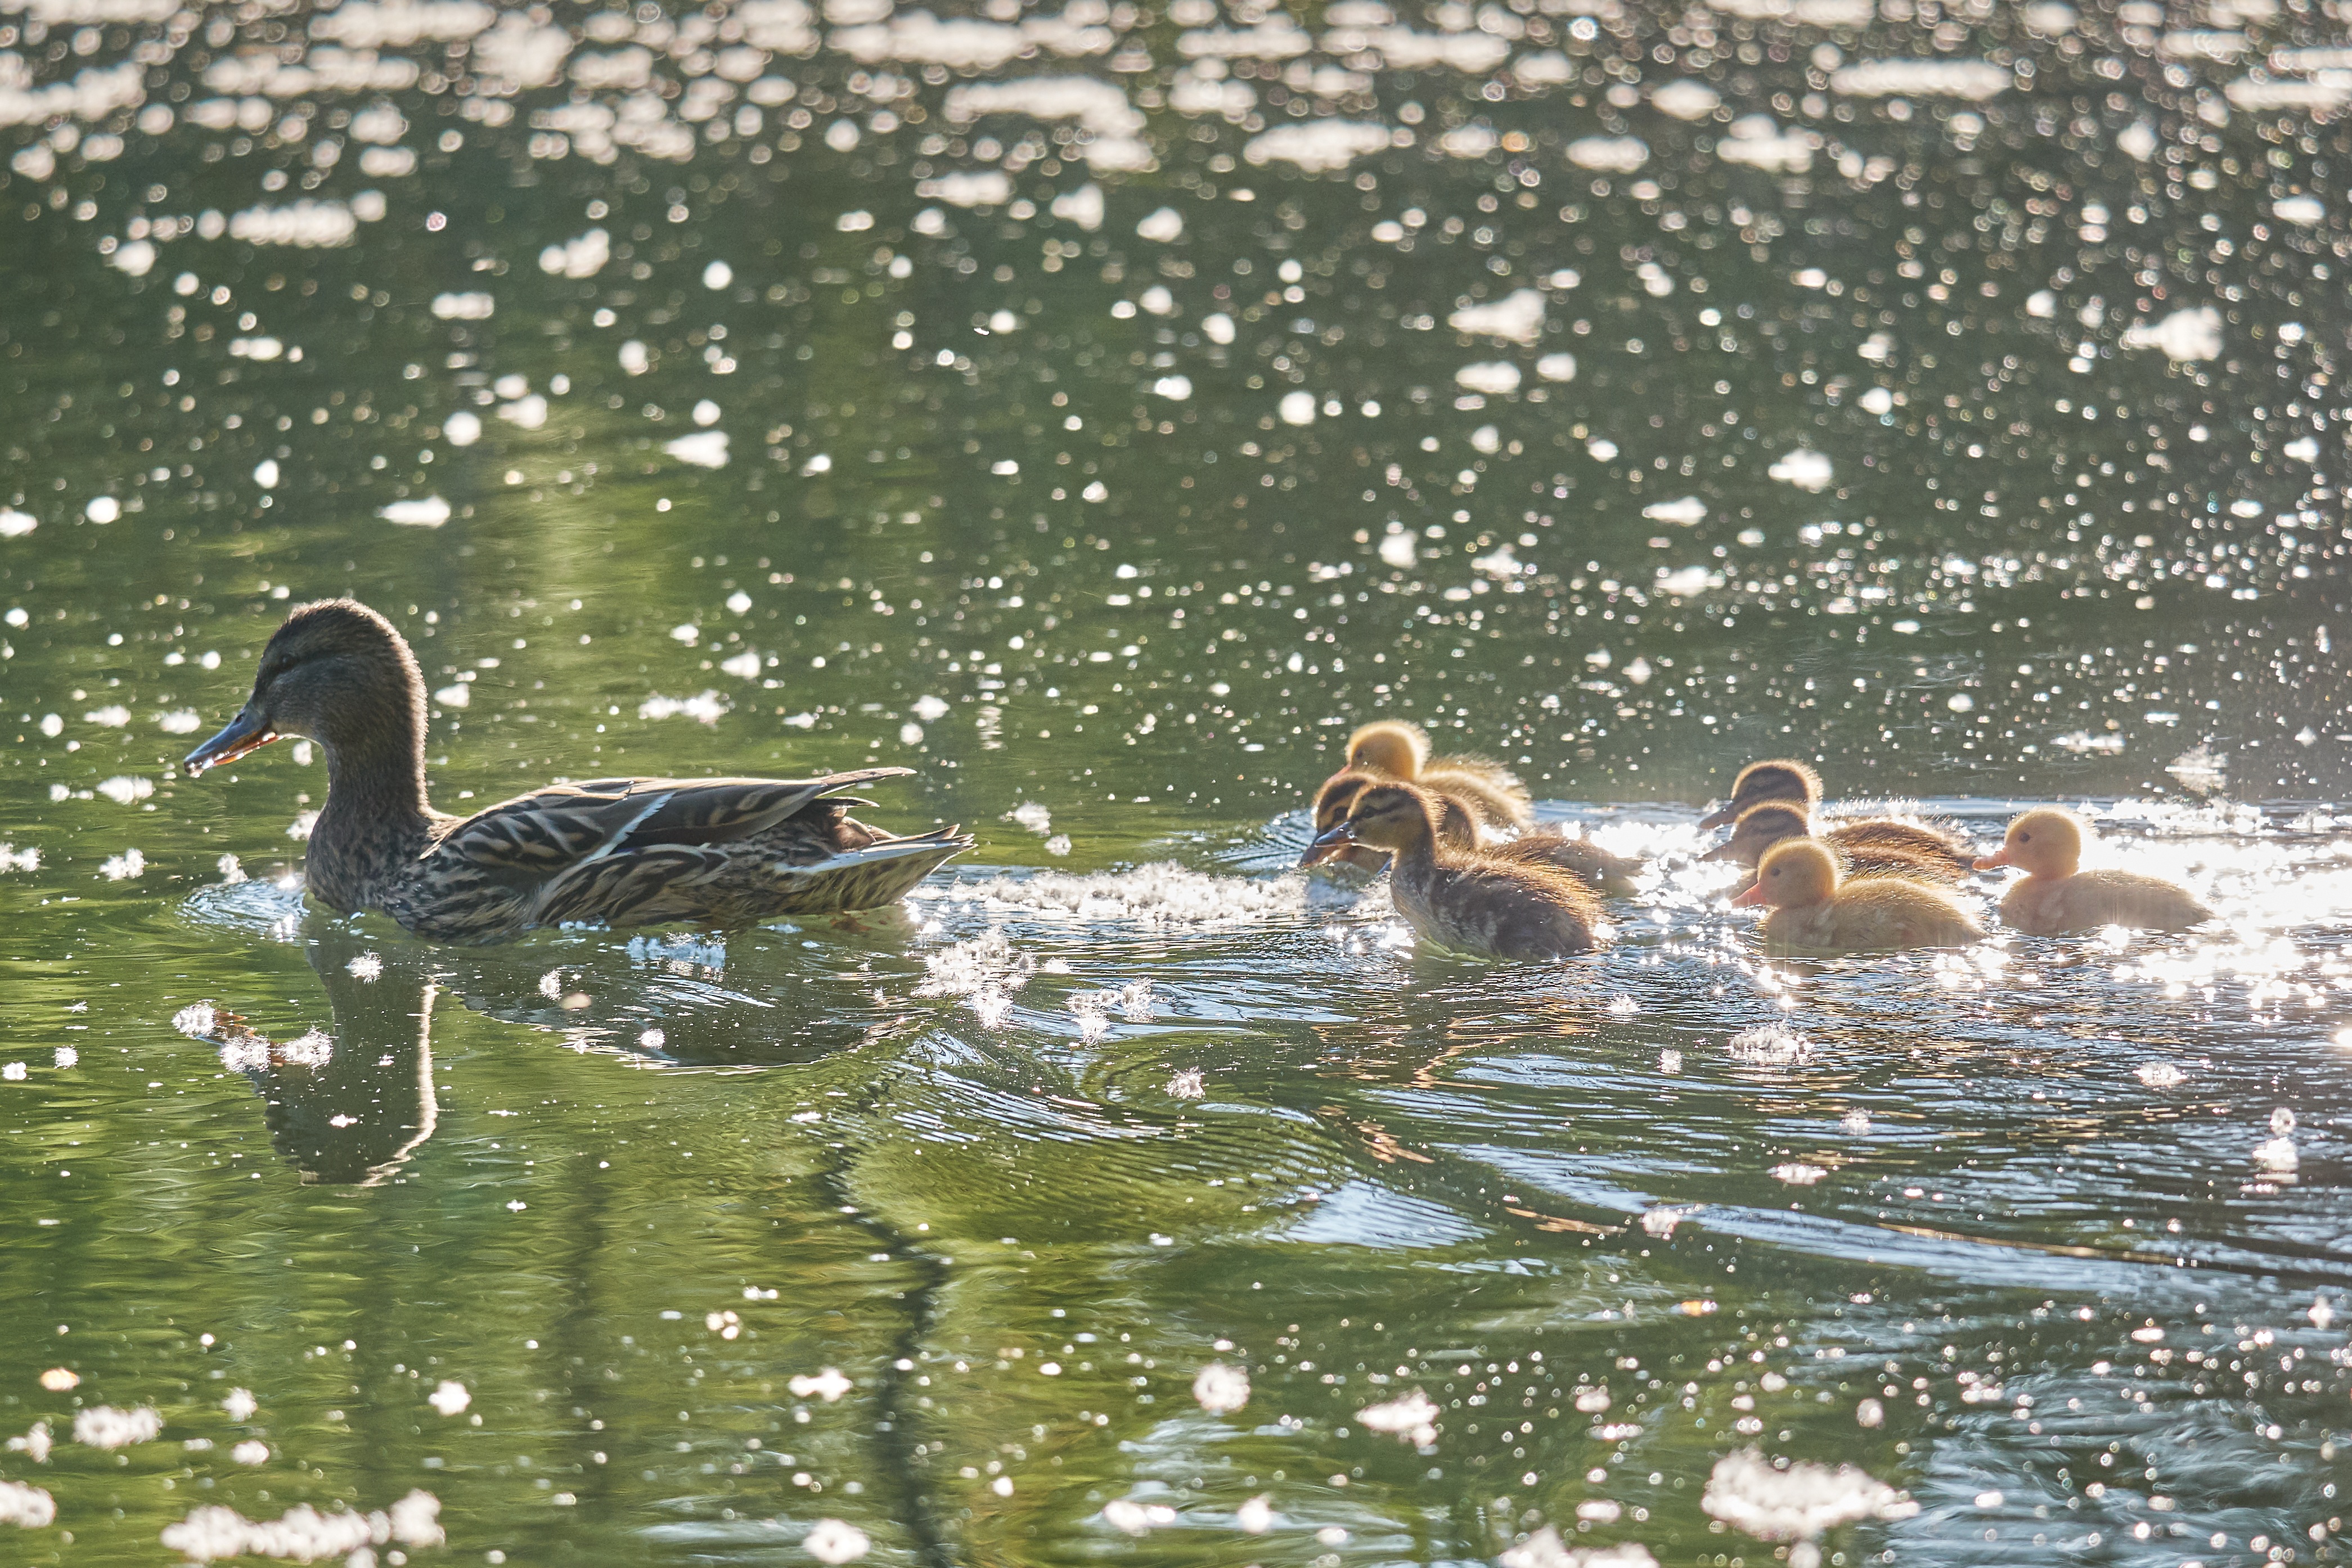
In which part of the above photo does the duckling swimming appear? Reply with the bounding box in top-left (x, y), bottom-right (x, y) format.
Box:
top-left (1303, 771), bottom-right (1643, 895)
top-left (1975, 807), bottom-right (2212, 934)
top-left (1699, 758), bottom-right (1973, 875)
top-left (1304, 782), bottom-right (1605, 959)
top-left (1305, 768), bottom-right (1398, 877)
top-left (1732, 838), bottom-right (1982, 954)
top-left (1703, 801), bottom-right (1970, 885)
top-left (1327, 718), bottom-right (1532, 828)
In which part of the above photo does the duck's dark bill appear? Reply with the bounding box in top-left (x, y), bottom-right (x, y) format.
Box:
top-left (1297, 823), bottom-right (1357, 868)
top-left (185, 711), bottom-right (277, 775)
top-left (1695, 804), bottom-right (1737, 831)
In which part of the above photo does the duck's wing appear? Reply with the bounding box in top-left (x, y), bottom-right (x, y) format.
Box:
top-left (528, 824), bottom-right (972, 930)
top-left (416, 770), bottom-right (968, 932)
top-left (432, 769), bottom-right (917, 874)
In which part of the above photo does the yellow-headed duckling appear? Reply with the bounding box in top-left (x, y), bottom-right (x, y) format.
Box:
top-left (1305, 783), bottom-right (1605, 958)
top-left (1703, 801), bottom-right (1971, 885)
top-left (1328, 718), bottom-right (1532, 828)
top-left (1302, 773), bottom-right (1643, 896)
top-left (1974, 807), bottom-right (2212, 934)
top-left (1699, 758), bottom-right (1973, 875)
top-left (1732, 838), bottom-right (1983, 954)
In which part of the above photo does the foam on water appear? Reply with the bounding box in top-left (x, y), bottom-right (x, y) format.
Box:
top-left (71, 1405), bottom-right (161, 1449)
top-left (0, 1480), bottom-right (55, 1529)
top-left (1700, 1448), bottom-right (1917, 1540)
top-left (1828, 58), bottom-right (2009, 98)
top-left (1500, 1531), bottom-right (1657, 1567)
top-left (1190, 1360), bottom-right (1249, 1412)
top-left (920, 864), bottom-right (1307, 928)
top-left (1242, 119), bottom-right (1393, 171)
top-left (159, 1492), bottom-right (442, 1563)
top-left (1447, 289), bottom-right (1545, 346)
top-left (1355, 1388), bottom-right (1439, 1444)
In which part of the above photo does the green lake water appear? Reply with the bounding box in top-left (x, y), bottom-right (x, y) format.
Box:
top-left (4, 0), bottom-right (2352, 1562)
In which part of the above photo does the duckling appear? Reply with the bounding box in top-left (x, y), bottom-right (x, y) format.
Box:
top-left (1698, 758), bottom-right (1973, 874)
top-left (1306, 783), bottom-right (1604, 958)
top-left (1333, 718), bottom-right (1533, 828)
top-left (1702, 801), bottom-right (1969, 884)
top-left (1302, 773), bottom-right (1644, 895)
top-left (1975, 807), bottom-right (2212, 934)
top-left (1732, 838), bottom-right (1982, 954)
top-left (1304, 767), bottom-right (1400, 876)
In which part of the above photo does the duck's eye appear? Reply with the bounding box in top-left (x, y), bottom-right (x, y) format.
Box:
top-left (2018, 833), bottom-right (2031, 843)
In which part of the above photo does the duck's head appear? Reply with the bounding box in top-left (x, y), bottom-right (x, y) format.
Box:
top-left (1346, 719), bottom-right (1429, 780)
top-left (1698, 758), bottom-right (1823, 830)
top-left (1702, 800), bottom-right (1811, 866)
top-left (1731, 837), bottom-right (1839, 909)
top-left (1308, 781), bottom-right (1438, 860)
top-left (186, 598), bottom-right (425, 774)
top-left (1975, 806), bottom-right (2082, 879)
top-left (1301, 769), bottom-right (1389, 871)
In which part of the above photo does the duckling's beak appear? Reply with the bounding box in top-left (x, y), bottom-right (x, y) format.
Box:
top-left (1972, 848), bottom-right (2012, 871)
top-left (1728, 881), bottom-right (1768, 907)
top-left (1698, 838), bottom-right (1742, 863)
top-left (185, 706), bottom-right (278, 775)
top-left (1298, 822), bottom-right (1357, 868)
top-left (1695, 801), bottom-right (1739, 831)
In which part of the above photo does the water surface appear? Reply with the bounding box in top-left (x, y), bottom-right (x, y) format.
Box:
top-left (4, 0), bottom-right (2352, 1562)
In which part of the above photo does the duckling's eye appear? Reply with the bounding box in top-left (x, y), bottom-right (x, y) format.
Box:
top-left (2018, 833), bottom-right (2031, 843)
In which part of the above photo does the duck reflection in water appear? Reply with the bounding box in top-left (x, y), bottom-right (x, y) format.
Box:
top-left (181, 934), bottom-right (440, 1186)
top-left (176, 922), bottom-right (932, 1182)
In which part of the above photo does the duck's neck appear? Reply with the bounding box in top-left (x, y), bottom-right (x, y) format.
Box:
top-left (1388, 821), bottom-right (1442, 882)
top-left (307, 711), bottom-right (435, 913)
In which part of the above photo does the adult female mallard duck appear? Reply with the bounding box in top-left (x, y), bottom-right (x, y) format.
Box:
top-left (1975, 807), bottom-right (2212, 934)
top-left (1698, 758), bottom-right (1973, 875)
top-left (1303, 771), bottom-right (1643, 896)
top-left (184, 598), bottom-right (972, 941)
top-left (1323, 718), bottom-right (1532, 828)
top-left (1302, 782), bottom-right (1606, 958)
top-left (1702, 801), bottom-right (1970, 885)
top-left (1731, 839), bottom-right (1982, 954)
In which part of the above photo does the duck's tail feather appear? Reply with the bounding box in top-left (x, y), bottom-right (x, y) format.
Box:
top-left (761, 826), bottom-right (973, 915)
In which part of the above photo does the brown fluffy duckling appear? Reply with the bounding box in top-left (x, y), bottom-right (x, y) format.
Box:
top-left (1303, 772), bottom-right (1643, 896)
top-left (185, 598), bottom-right (971, 940)
top-left (1304, 782), bottom-right (1604, 958)
top-left (1975, 807), bottom-right (2212, 934)
top-left (1325, 718), bottom-right (1532, 828)
top-left (1699, 758), bottom-right (1973, 875)
top-left (1703, 801), bottom-right (1970, 885)
top-left (1732, 838), bottom-right (1982, 954)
